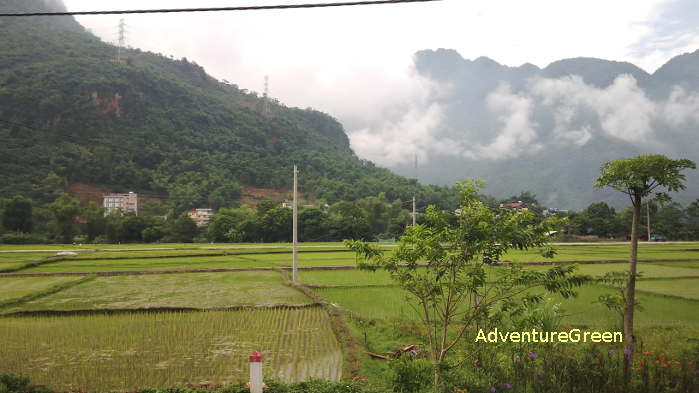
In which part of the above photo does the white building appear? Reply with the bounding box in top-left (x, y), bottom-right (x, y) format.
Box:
top-left (103, 192), bottom-right (138, 215)
top-left (188, 208), bottom-right (213, 227)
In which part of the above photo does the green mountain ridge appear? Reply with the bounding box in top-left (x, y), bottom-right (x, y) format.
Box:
top-left (0, 1), bottom-right (456, 211)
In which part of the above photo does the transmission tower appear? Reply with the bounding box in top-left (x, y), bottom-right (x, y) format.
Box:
top-left (117, 18), bottom-right (126, 62)
top-left (263, 75), bottom-right (270, 114)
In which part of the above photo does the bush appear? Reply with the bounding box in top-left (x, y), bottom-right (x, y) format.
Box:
top-left (0, 232), bottom-right (50, 244)
top-left (390, 359), bottom-right (433, 393)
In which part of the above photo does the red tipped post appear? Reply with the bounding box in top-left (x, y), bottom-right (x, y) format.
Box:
top-left (249, 351), bottom-right (263, 393)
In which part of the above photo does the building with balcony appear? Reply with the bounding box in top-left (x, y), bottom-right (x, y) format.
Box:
top-left (103, 192), bottom-right (138, 215)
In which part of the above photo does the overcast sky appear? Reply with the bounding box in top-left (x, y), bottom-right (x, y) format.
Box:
top-left (62, 0), bottom-right (699, 163)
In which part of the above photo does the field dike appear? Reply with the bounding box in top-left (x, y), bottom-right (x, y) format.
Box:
top-left (0, 275), bottom-right (96, 310)
top-left (0, 255), bottom-right (76, 273)
top-left (1, 303), bottom-right (322, 317)
top-left (2, 257), bottom-right (698, 277)
top-left (280, 269), bottom-right (362, 380)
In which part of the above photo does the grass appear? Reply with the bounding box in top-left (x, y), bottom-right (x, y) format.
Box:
top-left (522, 262), bottom-right (699, 279)
top-left (0, 276), bottom-right (84, 303)
top-left (1, 271), bottom-right (312, 314)
top-left (504, 244), bottom-right (699, 262)
top-left (300, 269), bottom-right (395, 287)
top-left (636, 278), bottom-right (699, 300)
top-left (20, 255), bottom-right (279, 273)
top-left (0, 307), bottom-right (342, 391)
top-left (0, 252), bottom-right (54, 272)
top-left (316, 287), bottom-right (418, 321)
top-left (648, 261), bottom-right (699, 269)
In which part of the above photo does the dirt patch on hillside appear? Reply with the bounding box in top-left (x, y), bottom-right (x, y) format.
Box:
top-left (68, 183), bottom-right (112, 206)
top-left (241, 186), bottom-right (290, 208)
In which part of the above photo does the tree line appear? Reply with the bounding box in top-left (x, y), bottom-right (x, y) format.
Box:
top-left (2, 186), bottom-right (698, 244)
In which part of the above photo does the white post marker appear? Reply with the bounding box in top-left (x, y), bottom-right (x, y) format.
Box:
top-left (249, 351), bottom-right (263, 393)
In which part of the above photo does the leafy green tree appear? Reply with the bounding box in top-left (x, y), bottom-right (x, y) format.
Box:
top-left (49, 193), bottom-right (81, 243)
top-left (207, 207), bottom-right (259, 242)
top-left (347, 180), bottom-right (588, 387)
top-left (142, 226), bottom-right (165, 243)
top-left (256, 200), bottom-right (277, 216)
top-left (686, 199), bottom-right (699, 239)
top-left (653, 201), bottom-right (687, 240)
top-left (299, 207), bottom-right (329, 242)
top-left (584, 202), bottom-right (623, 238)
top-left (261, 206), bottom-right (292, 242)
top-left (83, 202), bottom-right (106, 242)
top-left (2, 195), bottom-right (33, 232)
top-left (35, 172), bottom-right (67, 203)
top-left (328, 201), bottom-right (372, 241)
top-left (163, 215), bottom-right (198, 243)
top-left (115, 215), bottom-right (159, 243)
top-left (595, 154), bottom-right (695, 351)
top-left (138, 199), bottom-right (169, 217)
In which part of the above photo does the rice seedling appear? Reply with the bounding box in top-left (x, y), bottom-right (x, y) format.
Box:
top-left (0, 307), bottom-right (342, 391)
top-left (2, 271), bottom-right (311, 314)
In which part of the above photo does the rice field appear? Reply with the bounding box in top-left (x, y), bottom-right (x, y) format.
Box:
top-left (0, 307), bottom-right (342, 391)
top-left (1, 271), bottom-right (311, 314)
top-left (2, 242), bottom-right (699, 390)
top-left (0, 276), bottom-right (83, 303)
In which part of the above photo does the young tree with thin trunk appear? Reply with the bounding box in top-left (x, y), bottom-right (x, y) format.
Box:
top-left (595, 154), bottom-right (695, 353)
top-left (347, 180), bottom-right (589, 388)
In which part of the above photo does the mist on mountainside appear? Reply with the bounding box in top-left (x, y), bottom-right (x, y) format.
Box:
top-left (350, 48), bottom-right (699, 210)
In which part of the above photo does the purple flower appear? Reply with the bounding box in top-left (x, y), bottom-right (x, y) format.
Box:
top-left (502, 383), bottom-right (512, 389)
top-left (695, 369), bottom-right (699, 374)
top-left (528, 352), bottom-right (539, 358)
top-left (514, 355), bottom-right (521, 362)
top-left (624, 349), bottom-right (632, 355)
top-left (609, 349), bottom-right (616, 355)
top-left (536, 371), bottom-right (544, 376)
top-left (490, 388), bottom-right (497, 393)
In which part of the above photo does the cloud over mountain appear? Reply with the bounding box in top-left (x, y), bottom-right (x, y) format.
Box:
top-left (349, 49), bottom-right (699, 209)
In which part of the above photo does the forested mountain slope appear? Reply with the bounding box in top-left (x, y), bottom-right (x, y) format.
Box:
top-left (0, 0), bottom-right (455, 210)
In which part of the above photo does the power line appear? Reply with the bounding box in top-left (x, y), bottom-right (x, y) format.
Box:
top-left (0, 0), bottom-right (442, 17)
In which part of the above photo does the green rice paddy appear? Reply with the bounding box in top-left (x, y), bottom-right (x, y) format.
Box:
top-left (0, 307), bottom-right (342, 391)
top-left (1, 242), bottom-right (698, 390)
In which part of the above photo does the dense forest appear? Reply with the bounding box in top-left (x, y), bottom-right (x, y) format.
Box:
top-left (0, 0), bottom-right (458, 213)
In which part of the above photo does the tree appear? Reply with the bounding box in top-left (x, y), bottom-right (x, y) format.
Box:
top-left (584, 202), bottom-right (623, 238)
top-left (163, 215), bottom-right (198, 243)
top-left (347, 180), bottom-right (588, 387)
top-left (260, 206), bottom-right (292, 242)
top-left (299, 207), bottom-right (329, 242)
top-left (595, 154), bottom-right (695, 352)
top-left (83, 202), bottom-right (106, 242)
top-left (686, 199), bottom-right (699, 239)
top-left (49, 193), bottom-right (82, 243)
top-left (2, 195), bottom-right (33, 233)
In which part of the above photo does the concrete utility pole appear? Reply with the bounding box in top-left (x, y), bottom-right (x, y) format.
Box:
top-left (647, 201), bottom-right (651, 241)
top-left (292, 165), bottom-right (299, 283)
top-left (412, 196), bottom-right (416, 226)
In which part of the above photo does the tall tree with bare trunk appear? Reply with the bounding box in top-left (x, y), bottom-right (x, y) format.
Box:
top-left (595, 154), bottom-right (695, 354)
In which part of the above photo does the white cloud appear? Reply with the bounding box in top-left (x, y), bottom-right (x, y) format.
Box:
top-left (663, 86), bottom-right (699, 125)
top-left (348, 102), bottom-right (461, 167)
top-left (531, 75), bottom-right (656, 144)
top-left (473, 83), bottom-right (541, 160)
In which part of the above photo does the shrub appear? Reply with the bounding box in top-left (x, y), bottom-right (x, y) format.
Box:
top-left (0, 232), bottom-right (50, 244)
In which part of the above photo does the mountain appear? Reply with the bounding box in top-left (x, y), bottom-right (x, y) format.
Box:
top-left (389, 48), bottom-right (699, 210)
top-left (0, 0), bottom-right (456, 211)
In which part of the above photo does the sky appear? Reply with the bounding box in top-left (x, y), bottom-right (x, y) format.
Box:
top-left (61, 0), bottom-right (699, 165)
